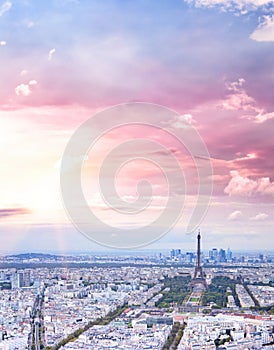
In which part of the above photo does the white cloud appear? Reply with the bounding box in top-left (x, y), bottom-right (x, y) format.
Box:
top-left (250, 213), bottom-right (269, 221)
top-left (20, 70), bottom-right (28, 76)
top-left (221, 78), bottom-right (274, 123)
top-left (228, 210), bottom-right (243, 221)
top-left (224, 171), bottom-right (274, 196)
top-left (15, 84), bottom-right (31, 97)
top-left (0, 1), bottom-right (12, 16)
top-left (185, 1), bottom-right (274, 41)
top-left (250, 15), bottom-right (274, 42)
top-left (15, 80), bottom-right (38, 97)
top-left (0, 40), bottom-right (6, 46)
top-left (227, 78), bottom-right (245, 91)
top-left (28, 80), bottom-right (37, 86)
top-left (169, 114), bottom-right (195, 129)
top-left (48, 48), bottom-right (56, 61)
top-left (185, 0), bottom-right (273, 13)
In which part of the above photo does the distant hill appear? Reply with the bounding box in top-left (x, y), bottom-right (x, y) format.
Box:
top-left (6, 253), bottom-right (66, 260)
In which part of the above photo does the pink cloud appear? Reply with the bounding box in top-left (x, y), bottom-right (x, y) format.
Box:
top-left (15, 80), bottom-right (37, 97)
top-left (254, 111), bottom-right (274, 123)
top-left (224, 170), bottom-right (274, 196)
top-left (0, 207), bottom-right (31, 218)
top-left (219, 78), bottom-right (274, 124)
top-left (190, 80), bottom-right (274, 193)
top-left (221, 78), bottom-right (258, 112)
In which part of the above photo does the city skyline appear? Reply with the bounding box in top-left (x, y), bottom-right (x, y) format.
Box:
top-left (0, 0), bottom-right (274, 252)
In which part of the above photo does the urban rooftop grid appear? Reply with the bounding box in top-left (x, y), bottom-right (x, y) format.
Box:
top-left (1, 234), bottom-right (274, 350)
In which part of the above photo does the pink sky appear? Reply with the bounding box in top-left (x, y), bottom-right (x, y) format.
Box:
top-left (0, 0), bottom-right (273, 251)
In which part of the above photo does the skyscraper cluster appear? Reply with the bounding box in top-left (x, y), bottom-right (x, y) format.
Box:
top-left (209, 248), bottom-right (232, 263)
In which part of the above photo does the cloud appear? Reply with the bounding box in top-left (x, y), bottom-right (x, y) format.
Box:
top-left (48, 48), bottom-right (56, 61)
top-left (233, 152), bottom-right (257, 162)
top-left (254, 111), bottom-right (274, 123)
top-left (0, 40), bottom-right (6, 46)
top-left (221, 78), bottom-right (274, 123)
top-left (15, 83), bottom-right (31, 96)
top-left (185, 0), bottom-right (273, 13)
top-left (15, 80), bottom-right (37, 96)
top-left (168, 114), bottom-right (195, 129)
top-left (228, 210), bottom-right (243, 221)
top-left (250, 15), bottom-right (274, 42)
top-left (224, 170), bottom-right (274, 196)
top-left (250, 212), bottom-right (269, 221)
top-left (0, 1), bottom-right (12, 16)
top-left (20, 70), bottom-right (28, 76)
top-left (29, 80), bottom-right (37, 86)
top-left (185, 1), bottom-right (273, 43)
top-left (221, 78), bottom-right (257, 111)
top-left (0, 207), bottom-right (30, 218)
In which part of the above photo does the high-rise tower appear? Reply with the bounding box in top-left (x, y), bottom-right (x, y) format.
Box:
top-left (190, 230), bottom-right (207, 290)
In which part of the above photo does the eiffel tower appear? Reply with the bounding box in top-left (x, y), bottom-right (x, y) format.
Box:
top-left (190, 230), bottom-right (207, 290)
